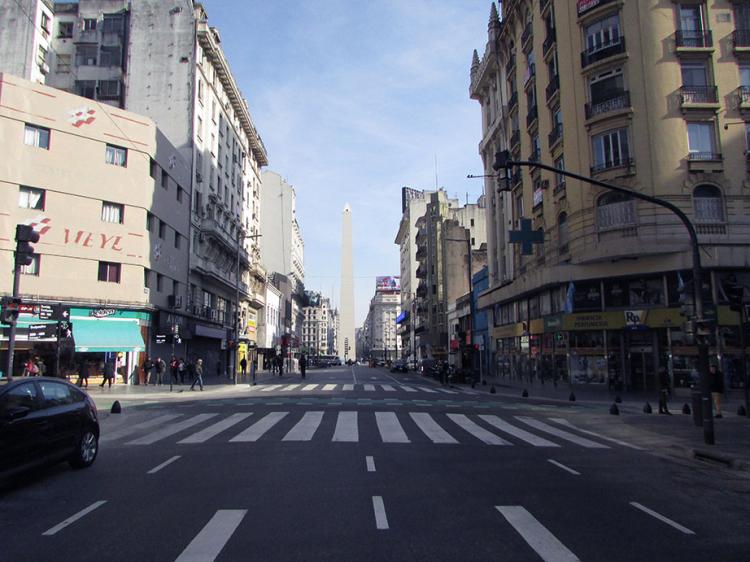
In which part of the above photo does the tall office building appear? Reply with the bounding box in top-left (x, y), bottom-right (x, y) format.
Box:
top-left (339, 204), bottom-right (355, 362)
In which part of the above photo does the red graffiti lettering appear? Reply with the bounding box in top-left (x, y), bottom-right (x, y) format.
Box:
top-left (82, 233), bottom-right (93, 247)
top-left (111, 236), bottom-right (123, 252)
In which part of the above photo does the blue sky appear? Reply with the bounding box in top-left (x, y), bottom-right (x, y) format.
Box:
top-left (202, 0), bottom-right (491, 324)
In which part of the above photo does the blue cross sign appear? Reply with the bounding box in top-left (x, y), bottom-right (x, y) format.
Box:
top-left (509, 218), bottom-right (544, 255)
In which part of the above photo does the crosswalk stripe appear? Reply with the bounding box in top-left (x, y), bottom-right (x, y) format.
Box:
top-left (282, 411), bottom-right (324, 441)
top-left (178, 413), bottom-right (253, 444)
top-left (399, 385), bottom-right (417, 392)
top-left (230, 412), bottom-right (288, 442)
top-left (260, 385), bottom-right (282, 392)
top-left (434, 388), bottom-right (457, 394)
top-left (496, 506), bottom-right (581, 562)
top-left (409, 412), bottom-right (458, 444)
top-left (479, 415), bottom-right (560, 447)
top-left (127, 414), bottom-right (218, 445)
top-left (102, 413), bottom-right (183, 442)
top-left (416, 386), bottom-right (438, 394)
top-left (380, 384), bottom-right (396, 391)
top-left (301, 384), bottom-right (318, 391)
top-left (447, 414), bottom-right (510, 445)
top-left (42, 500), bottom-right (107, 536)
top-left (375, 412), bottom-right (410, 443)
top-left (332, 411), bottom-right (359, 442)
top-left (547, 418), bottom-right (643, 450)
top-left (342, 384), bottom-right (354, 391)
top-left (364, 384), bottom-right (376, 391)
top-left (281, 384), bottom-right (301, 392)
top-left (515, 417), bottom-right (609, 448)
top-left (175, 509), bottom-right (247, 562)
top-left (322, 384), bottom-right (337, 391)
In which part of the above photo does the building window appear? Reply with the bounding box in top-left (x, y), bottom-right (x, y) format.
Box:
top-left (678, 4), bottom-right (706, 34)
top-left (161, 169), bottom-right (169, 189)
top-left (554, 156), bottom-right (566, 191)
top-left (102, 14), bottom-right (124, 34)
top-left (589, 67), bottom-right (624, 103)
top-left (101, 201), bottom-right (124, 223)
top-left (681, 61), bottom-right (708, 88)
top-left (75, 80), bottom-right (96, 99)
top-left (97, 79), bottom-right (121, 100)
top-left (18, 186), bottom-right (45, 210)
top-left (75, 45), bottom-right (97, 66)
top-left (105, 144), bottom-right (127, 166)
top-left (693, 185), bottom-right (724, 222)
top-left (687, 122), bottom-right (718, 160)
top-left (40, 11), bottom-right (50, 34)
top-left (197, 79), bottom-right (204, 103)
top-left (150, 158), bottom-right (158, 179)
top-left (37, 45), bottom-right (48, 69)
top-left (591, 128), bottom-right (630, 172)
top-left (99, 46), bottom-right (122, 68)
top-left (597, 192), bottom-right (637, 230)
top-left (83, 18), bottom-right (97, 31)
top-left (24, 124), bottom-right (50, 149)
top-left (144, 268), bottom-right (150, 288)
top-left (58, 21), bottom-right (73, 38)
top-left (56, 54), bottom-right (71, 73)
top-left (174, 232), bottom-right (181, 249)
top-left (159, 220), bottom-right (166, 239)
top-left (21, 254), bottom-right (40, 276)
top-left (156, 274), bottom-right (163, 292)
top-left (176, 187), bottom-right (184, 203)
top-left (558, 212), bottom-right (569, 252)
top-left (585, 14), bottom-right (621, 54)
top-left (196, 116), bottom-right (203, 142)
top-left (98, 261), bottom-right (121, 283)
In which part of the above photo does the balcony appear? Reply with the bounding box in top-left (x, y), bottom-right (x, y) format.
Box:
top-left (577, 0), bottom-right (615, 17)
top-left (548, 123), bottom-right (563, 149)
top-left (508, 90), bottom-right (519, 112)
top-left (591, 157), bottom-right (634, 176)
top-left (510, 129), bottom-right (521, 149)
top-left (680, 85), bottom-right (719, 109)
top-left (734, 30), bottom-right (750, 53)
top-left (526, 105), bottom-right (538, 128)
top-left (201, 217), bottom-right (250, 265)
top-left (506, 53), bottom-right (516, 76)
top-left (553, 180), bottom-right (566, 197)
top-left (543, 28), bottom-right (556, 58)
top-left (585, 91), bottom-right (631, 120)
top-left (524, 63), bottom-right (536, 88)
top-left (675, 30), bottom-right (713, 50)
top-left (739, 86), bottom-right (750, 109)
top-left (545, 75), bottom-right (559, 103)
top-left (416, 263), bottom-right (427, 278)
top-left (521, 23), bottom-right (533, 51)
top-left (687, 151), bottom-right (723, 173)
top-left (529, 149), bottom-right (541, 166)
top-left (581, 37), bottom-right (626, 69)
top-left (511, 171), bottom-right (522, 188)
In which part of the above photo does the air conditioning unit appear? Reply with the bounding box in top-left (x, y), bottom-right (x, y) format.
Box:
top-left (40, 62), bottom-right (50, 74)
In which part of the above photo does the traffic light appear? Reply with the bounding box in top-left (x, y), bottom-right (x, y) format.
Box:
top-left (15, 224), bottom-right (40, 267)
top-left (678, 279), bottom-right (695, 319)
top-left (1, 297), bottom-right (20, 325)
top-left (721, 275), bottom-right (744, 313)
top-left (695, 318), bottom-right (715, 346)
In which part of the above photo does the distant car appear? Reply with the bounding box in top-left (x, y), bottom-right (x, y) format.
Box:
top-left (390, 360), bottom-right (408, 373)
top-left (0, 377), bottom-right (99, 480)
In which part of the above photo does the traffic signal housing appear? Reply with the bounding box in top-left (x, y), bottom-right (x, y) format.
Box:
top-left (15, 224), bottom-right (40, 267)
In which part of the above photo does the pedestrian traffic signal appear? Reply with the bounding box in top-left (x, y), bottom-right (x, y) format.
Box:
top-left (15, 224), bottom-right (40, 267)
top-left (1, 297), bottom-right (21, 325)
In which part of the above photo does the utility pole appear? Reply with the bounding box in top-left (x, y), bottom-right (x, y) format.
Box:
top-left (234, 232), bottom-right (261, 385)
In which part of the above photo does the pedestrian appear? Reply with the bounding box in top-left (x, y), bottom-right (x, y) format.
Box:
top-left (251, 357), bottom-right (257, 385)
top-left (239, 356), bottom-right (248, 380)
top-left (36, 356), bottom-right (47, 377)
top-left (190, 358), bottom-right (204, 391)
top-left (277, 355), bottom-right (284, 377)
top-left (78, 360), bottom-right (89, 388)
top-left (271, 355), bottom-right (277, 375)
top-left (709, 364), bottom-right (724, 418)
top-left (657, 366), bottom-right (672, 415)
top-left (170, 356), bottom-right (179, 385)
top-left (155, 357), bottom-right (166, 385)
top-left (178, 357), bottom-right (187, 384)
top-left (142, 357), bottom-right (154, 385)
top-left (100, 359), bottom-right (115, 388)
top-left (22, 357), bottom-right (39, 377)
top-left (299, 353), bottom-right (307, 379)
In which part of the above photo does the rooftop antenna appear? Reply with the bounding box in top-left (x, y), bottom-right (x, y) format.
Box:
top-left (434, 153), bottom-right (439, 190)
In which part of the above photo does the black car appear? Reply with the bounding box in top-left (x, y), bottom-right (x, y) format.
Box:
top-left (390, 360), bottom-right (408, 373)
top-left (0, 377), bottom-right (100, 480)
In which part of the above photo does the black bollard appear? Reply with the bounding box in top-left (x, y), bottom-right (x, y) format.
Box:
top-left (610, 403), bottom-right (620, 415)
top-left (738, 405), bottom-right (747, 417)
top-left (522, 389), bottom-right (529, 398)
top-left (643, 402), bottom-right (652, 414)
top-left (569, 392), bottom-right (576, 402)
top-left (110, 400), bottom-right (122, 414)
top-left (682, 403), bottom-right (691, 415)
top-left (490, 384), bottom-right (496, 394)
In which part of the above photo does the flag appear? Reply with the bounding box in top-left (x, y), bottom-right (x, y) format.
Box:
top-left (564, 282), bottom-right (575, 314)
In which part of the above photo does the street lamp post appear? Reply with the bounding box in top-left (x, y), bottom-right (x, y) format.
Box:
top-left (234, 232), bottom-right (261, 384)
top-left (493, 150), bottom-right (715, 445)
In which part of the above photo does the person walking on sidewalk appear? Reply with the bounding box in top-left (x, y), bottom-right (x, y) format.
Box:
top-left (190, 358), bottom-right (204, 391)
top-left (170, 356), bottom-right (179, 385)
top-left (710, 364), bottom-right (724, 418)
top-left (299, 353), bottom-right (307, 379)
top-left (251, 357), bottom-right (257, 385)
top-left (239, 356), bottom-right (247, 381)
top-left (657, 366), bottom-right (672, 415)
top-left (178, 358), bottom-right (187, 383)
top-left (100, 359), bottom-right (115, 388)
top-left (155, 357), bottom-right (166, 386)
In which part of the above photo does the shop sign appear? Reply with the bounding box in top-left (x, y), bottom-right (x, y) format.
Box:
top-left (577, 0), bottom-right (601, 15)
top-left (624, 310), bottom-right (648, 330)
top-left (89, 308), bottom-right (117, 318)
top-left (543, 315), bottom-right (563, 331)
top-left (566, 313), bottom-right (614, 330)
top-left (520, 335), bottom-right (530, 352)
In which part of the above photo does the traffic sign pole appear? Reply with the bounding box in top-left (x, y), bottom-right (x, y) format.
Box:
top-left (4, 265), bottom-right (22, 381)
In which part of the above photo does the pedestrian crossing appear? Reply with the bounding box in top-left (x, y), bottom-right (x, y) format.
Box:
top-left (247, 382), bottom-right (474, 395)
top-left (105, 411), bottom-right (627, 450)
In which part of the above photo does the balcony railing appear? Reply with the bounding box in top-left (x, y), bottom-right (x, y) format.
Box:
top-left (581, 37), bottom-right (626, 68)
top-left (508, 90), bottom-right (518, 112)
top-left (529, 148), bottom-right (541, 163)
top-left (591, 157), bottom-right (634, 175)
top-left (543, 28), bottom-right (556, 57)
top-left (553, 180), bottom-right (566, 196)
top-left (526, 105), bottom-right (538, 127)
top-left (548, 123), bottom-right (563, 148)
top-left (675, 30), bottom-right (713, 49)
top-left (597, 200), bottom-right (637, 231)
top-left (506, 53), bottom-right (516, 76)
top-left (680, 85), bottom-right (718, 104)
top-left (511, 171), bottom-right (522, 188)
top-left (739, 86), bottom-right (750, 105)
top-left (524, 63), bottom-right (536, 87)
top-left (545, 75), bottom-right (559, 102)
top-left (585, 91), bottom-right (631, 119)
top-left (521, 23), bottom-right (533, 49)
top-left (510, 129), bottom-right (521, 148)
top-left (688, 151), bottom-right (722, 161)
top-left (734, 29), bottom-right (750, 48)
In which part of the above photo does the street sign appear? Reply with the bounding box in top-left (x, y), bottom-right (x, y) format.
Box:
top-left (155, 334), bottom-right (167, 344)
top-left (38, 304), bottom-right (71, 321)
top-left (28, 323), bottom-right (57, 340)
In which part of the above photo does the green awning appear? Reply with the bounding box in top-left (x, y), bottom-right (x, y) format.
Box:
top-left (74, 319), bottom-right (145, 353)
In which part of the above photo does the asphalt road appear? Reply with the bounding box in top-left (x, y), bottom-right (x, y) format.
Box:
top-left (1, 365), bottom-right (748, 561)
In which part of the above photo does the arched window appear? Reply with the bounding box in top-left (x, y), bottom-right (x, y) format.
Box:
top-left (597, 192), bottom-right (636, 230)
top-left (693, 185), bottom-right (724, 222)
top-left (558, 212), bottom-right (569, 251)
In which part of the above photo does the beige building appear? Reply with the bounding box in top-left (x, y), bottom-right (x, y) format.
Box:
top-left (471, 1), bottom-right (750, 391)
top-left (302, 293), bottom-right (329, 357)
top-left (0, 73), bottom-right (190, 378)
top-left (365, 288), bottom-right (401, 362)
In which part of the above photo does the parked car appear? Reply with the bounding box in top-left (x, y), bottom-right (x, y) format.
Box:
top-left (390, 360), bottom-right (408, 373)
top-left (0, 377), bottom-right (99, 480)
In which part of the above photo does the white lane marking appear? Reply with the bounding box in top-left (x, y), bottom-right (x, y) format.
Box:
top-left (281, 384), bottom-right (301, 392)
top-left (282, 411), bottom-right (324, 441)
top-left (127, 414), bottom-right (218, 445)
top-left (342, 384), bottom-right (354, 391)
top-left (148, 455), bottom-right (182, 474)
top-left (230, 412), bottom-right (288, 442)
top-left (515, 417), bottom-right (609, 449)
top-left (479, 415), bottom-right (560, 447)
top-left (380, 384), bottom-right (396, 392)
top-left (547, 459), bottom-right (581, 476)
top-left (375, 412), bottom-right (410, 443)
top-left (409, 412), bottom-right (458, 444)
top-left (332, 411), bottom-right (359, 442)
top-left (399, 385), bottom-right (417, 392)
top-left (630, 502), bottom-right (695, 535)
top-left (366, 456), bottom-right (376, 472)
top-left (351, 366), bottom-right (358, 384)
top-left (434, 388), bottom-right (458, 394)
top-left (102, 413), bottom-right (183, 442)
top-left (178, 413), bottom-right (253, 444)
top-left (259, 384), bottom-right (282, 392)
top-left (372, 496), bottom-right (389, 530)
top-left (416, 386), bottom-right (438, 394)
top-left (43, 501), bottom-right (107, 536)
top-left (548, 418), bottom-right (643, 450)
top-left (447, 414), bottom-right (511, 445)
top-left (175, 509), bottom-right (247, 562)
top-left (383, 372), bottom-right (404, 385)
top-left (364, 384), bottom-right (376, 391)
top-left (301, 384), bottom-right (318, 391)
top-left (322, 384), bottom-right (337, 391)
top-left (496, 506), bottom-right (581, 562)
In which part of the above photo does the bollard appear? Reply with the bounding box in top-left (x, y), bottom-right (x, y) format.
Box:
top-left (490, 384), bottom-right (496, 394)
top-left (682, 403), bottom-right (691, 415)
top-left (610, 403), bottom-right (620, 415)
top-left (110, 400), bottom-right (122, 414)
top-left (522, 389), bottom-right (528, 398)
top-left (738, 405), bottom-right (747, 417)
top-left (569, 392), bottom-right (576, 402)
top-left (643, 402), bottom-right (652, 414)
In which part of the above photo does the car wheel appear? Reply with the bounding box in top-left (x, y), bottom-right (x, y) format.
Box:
top-left (70, 428), bottom-right (98, 469)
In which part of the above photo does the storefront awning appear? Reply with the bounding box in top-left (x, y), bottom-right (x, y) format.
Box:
top-left (74, 319), bottom-right (145, 353)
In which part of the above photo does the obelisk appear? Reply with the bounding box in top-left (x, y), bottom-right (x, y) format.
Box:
top-left (340, 204), bottom-right (355, 362)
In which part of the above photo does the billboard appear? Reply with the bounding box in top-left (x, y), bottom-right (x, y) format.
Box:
top-left (376, 276), bottom-right (401, 293)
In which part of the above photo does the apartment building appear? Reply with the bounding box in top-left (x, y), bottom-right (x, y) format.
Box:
top-left (471, 1), bottom-right (750, 391)
top-left (365, 282), bottom-right (402, 362)
top-left (0, 0), bottom-right (54, 85)
top-left (302, 293), bottom-right (329, 357)
top-left (0, 73), bottom-right (190, 378)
